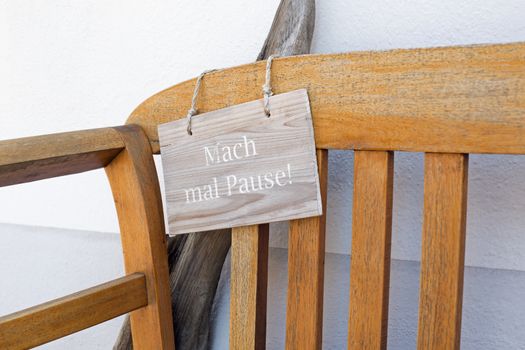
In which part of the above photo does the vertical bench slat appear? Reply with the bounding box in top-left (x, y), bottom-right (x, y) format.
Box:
top-left (285, 149), bottom-right (328, 350)
top-left (105, 125), bottom-right (175, 350)
top-left (230, 224), bottom-right (270, 350)
top-left (348, 151), bottom-right (394, 350)
top-left (417, 153), bottom-right (469, 350)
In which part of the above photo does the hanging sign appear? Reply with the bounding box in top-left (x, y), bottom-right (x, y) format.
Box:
top-left (159, 88), bottom-right (322, 235)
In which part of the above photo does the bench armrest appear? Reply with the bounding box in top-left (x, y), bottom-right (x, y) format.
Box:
top-left (0, 127), bottom-right (126, 187)
top-left (0, 124), bottom-right (175, 348)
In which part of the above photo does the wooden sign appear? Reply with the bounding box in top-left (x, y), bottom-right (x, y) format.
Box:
top-left (158, 89), bottom-right (322, 234)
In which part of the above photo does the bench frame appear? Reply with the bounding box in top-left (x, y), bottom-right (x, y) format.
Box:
top-left (0, 125), bottom-right (175, 349)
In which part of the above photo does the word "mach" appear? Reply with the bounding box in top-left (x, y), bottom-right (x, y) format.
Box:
top-left (204, 136), bottom-right (257, 166)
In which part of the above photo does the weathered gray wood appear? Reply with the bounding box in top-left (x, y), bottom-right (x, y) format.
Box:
top-left (159, 89), bottom-right (321, 234)
top-left (114, 1), bottom-right (315, 348)
top-left (257, 0), bottom-right (315, 59)
top-left (114, 232), bottom-right (231, 350)
top-left (168, 230), bottom-right (232, 349)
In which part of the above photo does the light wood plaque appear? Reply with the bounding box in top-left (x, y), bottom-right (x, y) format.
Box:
top-left (158, 89), bottom-right (322, 234)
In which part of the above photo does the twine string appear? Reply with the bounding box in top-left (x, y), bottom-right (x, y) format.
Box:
top-left (186, 69), bottom-right (216, 135)
top-left (186, 55), bottom-right (278, 135)
top-left (263, 54), bottom-right (279, 117)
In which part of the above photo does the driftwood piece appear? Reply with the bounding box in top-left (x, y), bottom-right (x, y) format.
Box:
top-left (257, 0), bottom-right (315, 60)
top-left (114, 1), bottom-right (315, 349)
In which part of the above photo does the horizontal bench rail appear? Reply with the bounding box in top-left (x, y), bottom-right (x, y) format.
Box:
top-left (127, 42), bottom-right (525, 155)
top-left (0, 127), bottom-right (125, 187)
top-left (0, 273), bottom-right (148, 350)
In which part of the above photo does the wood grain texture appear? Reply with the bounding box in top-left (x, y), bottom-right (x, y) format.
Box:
top-left (348, 151), bottom-right (394, 350)
top-left (417, 153), bottom-right (469, 350)
top-left (105, 125), bottom-right (175, 350)
top-left (0, 273), bottom-right (147, 350)
top-left (127, 42), bottom-right (525, 155)
top-left (230, 224), bottom-right (269, 350)
top-left (0, 127), bottom-right (123, 187)
top-left (159, 89), bottom-right (322, 234)
top-left (285, 149), bottom-right (328, 350)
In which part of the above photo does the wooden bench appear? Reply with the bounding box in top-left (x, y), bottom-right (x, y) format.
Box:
top-left (1, 41), bottom-right (524, 349)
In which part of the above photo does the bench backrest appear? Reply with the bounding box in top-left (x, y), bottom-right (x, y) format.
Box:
top-left (127, 41), bottom-right (525, 349)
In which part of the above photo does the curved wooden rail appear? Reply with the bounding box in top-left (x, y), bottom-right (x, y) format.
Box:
top-left (128, 41), bottom-right (525, 155)
top-left (0, 274), bottom-right (147, 349)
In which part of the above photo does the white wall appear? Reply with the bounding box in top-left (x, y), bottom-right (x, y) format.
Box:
top-left (0, 224), bottom-right (125, 349)
top-left (2, 1), bottom-right (525, 349)
top-left (209, 250), bottom-right (525, 349)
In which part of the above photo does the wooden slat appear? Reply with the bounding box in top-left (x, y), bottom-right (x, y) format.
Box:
top-left (417, 153), bottom-right (469, 350)
top-left (127, 42), bottom-right (525, 155)
top-left (105, 125), bottom-right (175, 350)
top-left (348, 151), bottom-right (394, 350)
top-left (230, 224), bottom-right (270, 350)
top-left (0, 127), bottom-right (124, 187)
top-left (285, 149), bottom-right (328, 350)
top-left (0, 273), bottom-right (147, 350)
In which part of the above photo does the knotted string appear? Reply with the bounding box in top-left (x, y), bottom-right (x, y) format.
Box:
top-left (186, 55), bottom-right (278, 135)
top-left (263, 54), bottom-right (279, 117)
top-left (186, 69), bottom-right (216, 135)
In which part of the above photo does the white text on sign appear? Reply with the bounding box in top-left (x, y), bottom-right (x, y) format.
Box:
top-left (184, 136), bottom-right (293, 203)
top-left (158, 89), bottom-right (322, 234)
